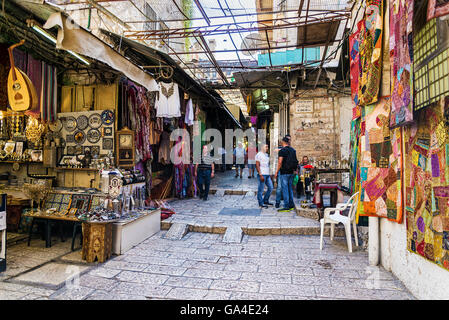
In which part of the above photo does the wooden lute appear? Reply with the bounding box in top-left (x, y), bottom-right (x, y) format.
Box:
top-left (7, 40), bottom-right (37, 111)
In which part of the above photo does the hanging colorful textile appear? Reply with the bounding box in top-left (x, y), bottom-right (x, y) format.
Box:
top-left (349, 118), bottom-right (362, 194)
top-left (26, 55), bottom-right (43, 118)
top-left (405, 98), bottom-right (449, 271)
top-left (389, 0), bottom-right (414, 127)
top-left (427, 0), bottom-right (449, 21)
top-left (40, 62), bottom-right (57, 123)
top-left (358, 0), bottom-right (383, 107)
top-left (350, 20), bottom-right (363, 120)
top-left (358, 96), bottom-right (403, 223)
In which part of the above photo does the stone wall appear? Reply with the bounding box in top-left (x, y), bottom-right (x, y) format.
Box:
top-left (289, 89), bottom-right (352, 163)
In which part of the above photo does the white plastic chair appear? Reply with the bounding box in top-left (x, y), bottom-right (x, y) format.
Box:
top-left (319, 192), bottom-right (359, 253)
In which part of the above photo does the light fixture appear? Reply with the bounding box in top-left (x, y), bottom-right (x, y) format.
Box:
top-left (31, 24), bottom-right (90, 65)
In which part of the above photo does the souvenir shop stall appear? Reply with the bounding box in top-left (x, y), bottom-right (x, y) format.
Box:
top-left (0, 0), bottom-right (162, 265)
top-left (349, 0), bottom-right (449, 281)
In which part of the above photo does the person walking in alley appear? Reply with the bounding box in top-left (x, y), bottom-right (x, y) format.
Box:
top-left (247, 144), bottom-right (257, 179)
top-left (274, 136), bottom-right (298, 212)
top-left (233, 142), bottom-right (246, 179)
top-left (255, 144), bottom-right (273, 208)
top-left (195, 145), bottom-right (215, 201)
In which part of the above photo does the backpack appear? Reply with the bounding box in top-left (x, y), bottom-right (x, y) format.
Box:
top-left (283, 147), bottom-right (299, 171)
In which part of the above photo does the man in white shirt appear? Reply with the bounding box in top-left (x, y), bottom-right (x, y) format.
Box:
top-left (255, 144), bottom-right (273, 208)
top-left (233, 142), bottom-right (246, 179)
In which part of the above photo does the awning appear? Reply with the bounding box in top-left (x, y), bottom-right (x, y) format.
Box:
top-left (43, 12), bottom-right (159, 92)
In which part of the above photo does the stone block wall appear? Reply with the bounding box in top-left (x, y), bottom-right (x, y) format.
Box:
top-left (289, 89), bottom-right (352, 163)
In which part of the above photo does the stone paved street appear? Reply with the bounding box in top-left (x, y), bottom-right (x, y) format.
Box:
top-left (0, 231), bottom-right (414, 300)
top-left (0, 170), bottom-right (414, 300)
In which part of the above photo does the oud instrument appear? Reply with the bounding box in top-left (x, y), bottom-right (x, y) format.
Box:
top-left (7, 40), bottom-right (38, 112)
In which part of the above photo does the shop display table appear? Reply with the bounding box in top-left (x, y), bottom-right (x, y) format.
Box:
top-left (112, 208), bottom-right (161, 255)
top-left (23, 212), bottom-right (79, 248)
top-left (313, 183), bottom-right (345, 209)
top-left (82, 220), bottom-right (117, 263)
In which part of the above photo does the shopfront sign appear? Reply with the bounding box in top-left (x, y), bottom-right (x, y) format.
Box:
top-left (294, 99), bottom-right (314, 113)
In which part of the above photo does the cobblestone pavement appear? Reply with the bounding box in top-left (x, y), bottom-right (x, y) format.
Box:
top-left (0, 231), bottom-right (414, 300)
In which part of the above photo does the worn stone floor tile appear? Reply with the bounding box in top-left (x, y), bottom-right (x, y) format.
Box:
top-left (259, 282), bottom-right (316, 297)
top-left (50, 286), bottom-right (94, 300)
top-left (164, 276), bottom-right (213, 289)
top-left (110, 282), bottom-right (172, 298)
top-left (292, 275), bottom-right (331, 286)
top-left (166, 287), bottom-right (209, 300)
top-left (78, 275), bottom-right (120, 291)
top-left (88, 267), bottom-right (122, 279)
top-left (0, 289), bottom-right (28, 300)
top-left (181, 260), bottom-right (226, 271)
top-left (240, 272), bottom-right (292, 284)
top-left (230, 292), bottom-right (285, 300)
top-left (203, 290), bottom-right (233, 300)
top-left (183, 268), bottom-right (242, 281)
top-left (102, 260), bottom-right (149, 272)
top-left (224, 263), bottom-right (259, 272)
top-left (143, 265), bottom-right (188, 276)
top-left (210, 279), bottom-right (260, 293)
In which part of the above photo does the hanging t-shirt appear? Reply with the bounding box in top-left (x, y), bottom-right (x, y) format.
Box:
top-left (185, 99), bottom-right (194, 126)
top-left (255, 151), bottom-right (270, 175)
top-left (156, 82), bottom-right (181, 118)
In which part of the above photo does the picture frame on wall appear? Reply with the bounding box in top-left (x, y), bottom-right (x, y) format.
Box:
top-left (116, 127), bottom-right (135, 168)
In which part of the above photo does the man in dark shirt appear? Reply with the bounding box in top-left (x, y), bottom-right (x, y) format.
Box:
top-left (195, 145), bottom-right (215, 201)
top-left (274, 136), bottom-right (297, 212)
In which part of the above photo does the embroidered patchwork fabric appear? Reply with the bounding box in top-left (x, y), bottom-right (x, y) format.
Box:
top-left (350, 20), bottom-right (363, 120)
top-left (358, 97), bottom-right (403, 223)
top-left (358, 0), bottom-right (383, 107)
top-left (389, 0), bottom-right (414, 127)
top-left (405, 99), bottom-right (449, 271)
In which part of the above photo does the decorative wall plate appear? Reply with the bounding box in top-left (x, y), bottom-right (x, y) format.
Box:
top-left (74, 130), bottom-right (86, 144)
top-left (88, 113), bottom-right (102, 129)
top-left (102, 138), bottom-right (113, 150)
top-left (64, 116), bottom-right (77, 132)
top-left (87, 128), bottom-right (101, 143)
top-left (75, 145), bottom-right (83, 155)
top-left (66, 134), bottom-right (74, 143)
top-left (48, 119), bottom-right (62, 132)
top-left (104, 127), bottom-right (113, 136)
top-left (91, 146), bottom-right (100, 156)
top-left (76, 115), bottom-right (89, 130)
top-left (67, 146), bottom-right (75, 155)
top-left (101, 110), bottom-right (115, 125)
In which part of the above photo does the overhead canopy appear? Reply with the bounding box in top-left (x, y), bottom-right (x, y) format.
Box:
top-left (101, 29), bottom-right (241, 128)
top-left (43, 12), bottom-right (159, 92)
top-left (297, 20), bottom-right (341, 47)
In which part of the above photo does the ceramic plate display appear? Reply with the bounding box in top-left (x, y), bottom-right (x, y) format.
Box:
top-left (91, 146), bottom-right (100, 156)
top-left (67, 146), bottom-right (75, 155)
top-left (104, 127), bottom-right (113, 136)
top-left (75, 145), bottom-right (83, 155)
top-left (102, 138), bottom-right (113, 150)
top-left (74, 130), bottom-right (86, 145)
top-left (77, 115), bottom-right (89, 130)
top-left (48, 119), bottom-right (62, 132)
top-left (66, 134), bottom-right (74, 143)
top-left (87, 128), bottom-right (101, 143)
top-left (64, 116), bottom-right (77, 132)
top-left (101, 110), bottom-right (115, 125)
top-left (88, 113), bottom-right (102, 129)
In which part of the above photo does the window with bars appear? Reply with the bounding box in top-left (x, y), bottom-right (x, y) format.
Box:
top-left (414, 17), bottom-right (449, 111)
top-left (144, 3), bottom-right (157, 31)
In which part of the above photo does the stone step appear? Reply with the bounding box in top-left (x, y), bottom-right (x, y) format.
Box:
top-left (161, 220), bottom-right (345, 237)
top-left (222, 225), bottom-right (243, 243)
top-left (163, 223), bottom-right (189, 240)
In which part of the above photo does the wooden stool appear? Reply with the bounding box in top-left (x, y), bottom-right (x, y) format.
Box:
top-left (81, 222), bottom-right (113, 263)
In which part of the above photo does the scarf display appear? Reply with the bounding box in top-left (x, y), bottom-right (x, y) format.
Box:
top-left (389, 0), bottom-right (414, 127)
top-left (358, 96), bottom-right (403, 223)
top-left (26, 55), bottom-right (43, 118)
top-left (41, 62), bottom-right (57, 123)
top-left (405, 98), bottom-right (449, 270)
top-left (358, 0), bottom-right (383, 107)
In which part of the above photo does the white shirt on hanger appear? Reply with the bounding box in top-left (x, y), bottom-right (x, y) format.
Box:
top-left (156, 82), bottom-right (181, 118)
